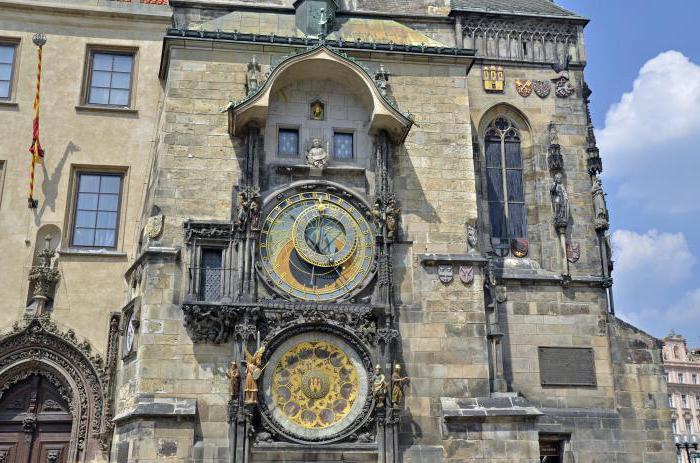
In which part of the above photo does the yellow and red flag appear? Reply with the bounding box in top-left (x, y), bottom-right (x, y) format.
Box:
top-left (28, 33), bottom-right (46, 207)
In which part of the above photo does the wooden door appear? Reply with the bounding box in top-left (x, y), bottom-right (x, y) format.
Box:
top-left (0, 374), bottom-right (72, 463)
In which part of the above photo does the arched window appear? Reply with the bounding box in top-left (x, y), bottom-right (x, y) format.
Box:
top-left (484, 117), bottom-right (526, 243)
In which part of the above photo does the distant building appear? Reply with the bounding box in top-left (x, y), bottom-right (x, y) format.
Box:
top-left (664, 332), bottom-right (700, 462)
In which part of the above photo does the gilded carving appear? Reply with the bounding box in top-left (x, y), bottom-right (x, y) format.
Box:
top-left (515, 79), bottom-right (532, 97)
top-left (244, 345), bottom-right (266, 405)
top-left (482, 65), bottom-right (504, 92)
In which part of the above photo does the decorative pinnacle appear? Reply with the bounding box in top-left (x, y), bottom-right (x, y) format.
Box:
top-left (32, 33), bottom-right (47, 47)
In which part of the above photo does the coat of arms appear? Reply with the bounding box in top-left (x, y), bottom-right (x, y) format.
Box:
top-left (144, 206), bottom-right (164, 240)
top-left (552, 76), bottom-right (575, 98)
top-left (511, 238), bottom-right (529, 258)
top-left (482, 65), bottom-right (504, 92)
top-left (438, 265), bottom-right (454, 284)
top-left (459, 265), bottom-right (474, 284)
top-left (514, 79), bottom-right (532, 97)
top-left (566, 242), bottom-right (581, 263)
top-left (532, 80), bottom-right (551, 98)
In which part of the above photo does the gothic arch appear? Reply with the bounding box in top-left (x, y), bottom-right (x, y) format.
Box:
top-left (226, 45), bottom-right (413, 143)
top-left (0, 317), bottom-right (109, 462)
top-left (472, 104), bottom-right (536, 254)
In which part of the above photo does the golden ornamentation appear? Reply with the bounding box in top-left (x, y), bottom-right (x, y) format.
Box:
top-left (259, 191), bottom-right (375, 301)
top-left (515, 79), bottom-right (532, 97)
top-left (272, 341), bottom-right (359, 430)
top-left (482, 65), bottom-right (504, 92)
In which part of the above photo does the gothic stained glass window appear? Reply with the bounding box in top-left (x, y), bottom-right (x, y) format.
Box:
top-left (333, 132), bottom-right (353, 160)
top-left (199, 248), bottom-right (222, 301)
top-left (484, 117), bottom-right (526, 241)
top-left (278, 128), bottom-right (299, 157)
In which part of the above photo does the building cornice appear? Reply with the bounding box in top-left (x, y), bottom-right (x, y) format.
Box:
top-left (0, 0), bottom-right (172, 22)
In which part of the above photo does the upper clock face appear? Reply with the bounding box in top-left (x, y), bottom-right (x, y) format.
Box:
top-left (125, 314), bottom-right (135, 352)
top-left (259, 191), bottom-right (375, 301)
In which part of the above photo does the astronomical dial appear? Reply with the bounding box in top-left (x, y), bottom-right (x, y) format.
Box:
top-left (259, 191), bottom-right (375, 301)
top-left (125, 313), bottom-right (135, 352)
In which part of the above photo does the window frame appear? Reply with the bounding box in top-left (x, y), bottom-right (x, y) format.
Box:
top-left (277, 126), bottom-right (301, 159)
top-left (198, 246), bottom-right (225, 302)
top-left (0, 38), bottom-right (20, 102)
top-left (81, 45), bottom-right (138, 109)
top-left (0, 160), bottom-right (6, 209)
top-left (68, 169), bottom-right (126, 250)
top-left (332, 130), bottom-right (355, 161)
top-left (483, 117), bottom-right (527, 245)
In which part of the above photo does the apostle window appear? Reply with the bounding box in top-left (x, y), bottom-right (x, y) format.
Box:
top-left (0, 41), bottom-right (17, 100)
top-left (278, 128), bottom-right (300, 158)
top-left (70, 172), bottom-right (123, 248)
top-left (484, 117), bottom-right (526, 249)
top-left (84, 49), bottom-right (135, 107)
top-left (333, 132), bottom-right (353, 160)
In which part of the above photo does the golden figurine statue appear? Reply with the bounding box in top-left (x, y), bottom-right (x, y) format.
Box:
top-left (391, 364), bottom-right (409, 406)
top-left (226, 361), bottom-right (241, 399)
top-left (244, 345), bottom-right (266, 405)
top-left (372, 364), bottom-right (388, 408)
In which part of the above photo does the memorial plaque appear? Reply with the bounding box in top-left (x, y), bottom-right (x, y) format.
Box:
top-left (538, 347), bottom-right (596, 386)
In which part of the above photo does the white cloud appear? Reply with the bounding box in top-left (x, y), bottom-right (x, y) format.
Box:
top-left (611, 229), bottom-right (699, 338)
top-left (597, 51), bottom-right (700, 214)
top-left (598, 51), bottom-right (700, 169)
top-left (612, 229), bottom-right (694, 283)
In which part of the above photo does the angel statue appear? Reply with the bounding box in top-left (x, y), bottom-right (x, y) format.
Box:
top-left (244, 345), bottom-right (266, 405)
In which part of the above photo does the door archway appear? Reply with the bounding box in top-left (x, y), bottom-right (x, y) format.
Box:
top-left (0, 373), bottom-right (72, 463)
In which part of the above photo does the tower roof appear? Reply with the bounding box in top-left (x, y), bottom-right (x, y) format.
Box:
top-left (451, 0), bottom-right (583, 19)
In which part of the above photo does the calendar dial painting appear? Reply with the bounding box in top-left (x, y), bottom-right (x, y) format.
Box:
top-left (259, 191), bottom-right (375, 301)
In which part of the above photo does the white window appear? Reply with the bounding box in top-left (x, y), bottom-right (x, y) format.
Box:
top-left (693, 373), bottom-right (698, 384)
top-left (679, 373), bottom-right (685, 384)
top-left (686, 418), bottom-right (693, 434)
top-left (696, 395), bottom-right (700, 408)
top-left (672, 418), bottom-right (678, 434)
top-left (669, 394), bottom-right (674, 407)
top-left (682, 395), bottom-right (688, 408)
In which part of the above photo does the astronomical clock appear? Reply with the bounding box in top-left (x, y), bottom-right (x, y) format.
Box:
top-left (252, 183), bottom-right (380, 444)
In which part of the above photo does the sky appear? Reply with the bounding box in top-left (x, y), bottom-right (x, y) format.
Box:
top-left (556, 0), bottom-right (700, 344)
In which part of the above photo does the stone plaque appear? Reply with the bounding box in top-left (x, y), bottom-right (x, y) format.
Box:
top-left (538, 347), bottom-right (596, 386)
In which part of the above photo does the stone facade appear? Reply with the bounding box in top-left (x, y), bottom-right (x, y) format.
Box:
top-left (0, 1), bottom-right (675, 462)
top-left (663, 333), bottom-right (700, 462)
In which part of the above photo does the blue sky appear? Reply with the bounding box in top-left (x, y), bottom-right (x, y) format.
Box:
top-left (557, 0), bottom-right (700, 343)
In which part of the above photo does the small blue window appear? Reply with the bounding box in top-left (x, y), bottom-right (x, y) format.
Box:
top-left (278, 129), bottom-right (299, 157)
top-left (88, 52), bottom-right (134, 106)
top-left (72, 173), bottom-right (122, 247)
top-left (333, 132), bottom-right (353, 160)
top-left (0, 44), bottom-right (17, 99)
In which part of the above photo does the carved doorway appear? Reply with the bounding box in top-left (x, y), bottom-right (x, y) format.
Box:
top-left (0, 374), bottom-right (71, 463)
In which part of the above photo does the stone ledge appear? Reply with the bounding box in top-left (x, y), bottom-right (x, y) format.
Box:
top-left (418, 252), bottom-right (488, 266)
top-left (125, 246), bottom-right (181, 281)
top-left (539, 407), bottom-right (619, 419)
top-left (113, 395), bottom-right (197, 424)
top-left (441, 395), bottom-right (543, 419)
top-left (58, 248), bottom-right (128, 258)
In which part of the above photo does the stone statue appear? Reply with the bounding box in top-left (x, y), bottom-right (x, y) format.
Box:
top-left (391, 364), bottom-right (410, 407)
top-left (550, 173), bottom-right (569, 229)
top-left (246, 56), bottom-right (261, 95)
top-left (372, 364), bottom-right (388, 408)
top-left (318, 7), bottom-right (328, 38)
top-left (385, 200), bottom-right (400, 240)
top-left (226, 361), bottom-right (241, 399)
top-left (592, 176), bottom-right (609, 230)
top-left (306, 138), bottom-right (329, 168)
top-left (548, 122), bottom-right (559, 146)
top-left (249, 197), bottom-right (261, 231)
top-left (244, 345), bottom-right (266, 405)
top-left (466, 222), bottom-right (478, 250)
top-left (236, 192), bottom-right (249, 229)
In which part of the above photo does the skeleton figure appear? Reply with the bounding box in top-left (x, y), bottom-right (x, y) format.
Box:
top-left (550, 173), bottom-right (569, 228)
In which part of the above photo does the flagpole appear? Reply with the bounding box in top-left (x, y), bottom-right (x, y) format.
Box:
top-left (28, 32), bottom-right (46, 209)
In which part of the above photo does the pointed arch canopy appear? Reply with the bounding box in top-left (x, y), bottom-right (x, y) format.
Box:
top-left (225, 45), bottom-right (414, 144)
